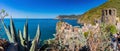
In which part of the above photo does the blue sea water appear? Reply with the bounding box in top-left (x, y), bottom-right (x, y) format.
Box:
top-left (0, 19), bottom-right (81, 41)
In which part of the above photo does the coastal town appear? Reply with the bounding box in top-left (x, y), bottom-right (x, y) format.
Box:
top-left (41, 8), bottom-right (120, 51)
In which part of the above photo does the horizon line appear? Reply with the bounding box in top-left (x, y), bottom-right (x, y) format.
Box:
top-left (4, 17), bottom-right (55, 19)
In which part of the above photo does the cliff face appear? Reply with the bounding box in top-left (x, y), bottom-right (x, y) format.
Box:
top-left (78, 0), bottom-right (120, 24)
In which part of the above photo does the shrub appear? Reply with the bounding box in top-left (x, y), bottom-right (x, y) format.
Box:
top-left (105, 24), bottom-right (117, 34)
top-left (84, 31), bottom-right (89, 38)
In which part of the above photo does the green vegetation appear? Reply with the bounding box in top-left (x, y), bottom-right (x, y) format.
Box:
top-left (56, 21), bottom-right (64, 32)
top-left (78, 0), bottom-right (120, 24)
top-left (0, 9), bottom-right (8, 35)
top-left (84, 31), bottom-right (89, 38)
top-left (1, 17), bottom-right (41, 51)
top-left (0, 9), bottom-right (8, 20)
top-left (44, 39), bottom-right (56, 45)
top-left (105, 24), bottom-right (118, 34)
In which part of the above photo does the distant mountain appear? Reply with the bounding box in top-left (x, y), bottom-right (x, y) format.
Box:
top-left (78, 0), bottom-right (120, 24)
top-left (56, 15), bottom-right (81, 19)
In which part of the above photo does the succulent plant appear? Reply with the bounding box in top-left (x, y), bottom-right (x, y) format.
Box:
top-left (30, 25), bottom-right (40, 51)
top-left (2, 17), bottom-right (16, 43)
top-left (1, 17), bottom-right (41, 51)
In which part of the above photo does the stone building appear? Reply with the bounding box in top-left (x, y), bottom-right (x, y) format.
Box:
top-left (54, 22), bottom-right (86, 51)
top-left (101, 8), bottom-right (117, 24)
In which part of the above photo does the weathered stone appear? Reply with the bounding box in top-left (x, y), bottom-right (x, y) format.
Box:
top-left (101, 8), bottom-right (117, 25)
top-left (0, 46), bottom-right (4, 51)
top-left (0, 39), bottom-right (10, 51)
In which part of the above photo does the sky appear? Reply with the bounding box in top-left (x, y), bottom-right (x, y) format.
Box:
top-left (0, 0), bottom-right (107, 18)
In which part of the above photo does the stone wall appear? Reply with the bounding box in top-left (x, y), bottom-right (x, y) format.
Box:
top-left (101, 8), bottom-right (117, 24)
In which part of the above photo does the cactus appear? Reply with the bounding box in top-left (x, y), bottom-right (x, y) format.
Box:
top-left (2, 18), bottom-right (41, 51)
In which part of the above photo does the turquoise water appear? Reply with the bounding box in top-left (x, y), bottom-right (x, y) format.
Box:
top-left (0, 19), bottom-right (81, 41)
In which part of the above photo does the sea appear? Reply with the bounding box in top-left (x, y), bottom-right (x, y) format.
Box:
top-left (0, 19), bottom-right (81, 43)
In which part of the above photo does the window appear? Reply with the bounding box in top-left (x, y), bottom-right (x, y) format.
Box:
top-left (106, 10), bottom-right (107, 15)
top-left (109, 10), bottom-right (112, 15)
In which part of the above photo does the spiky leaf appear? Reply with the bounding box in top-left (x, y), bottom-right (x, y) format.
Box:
top-left (1, 20), bottom-right (13, 42)
top-left (30, 39), bottom-right (37, 51)
top-left (30, 25), bottom-right (40, 51)
top-left (19, 30), bottom-right (25, 46)
top-left (10, 17), bottom-right (17, 42)
top-left (23, 20), bottom-right (28, 41)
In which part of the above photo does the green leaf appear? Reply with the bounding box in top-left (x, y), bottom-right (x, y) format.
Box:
top-left (10, 17), bottom-right (17, 42)
top-left (30, 25), bottom-right (40, 51)
top-left (1, 9), bottom-right (5, 13)
top-left (1, 20), bottom-right (13, 42)
top-left (23, 20), bottom-right (28, 41)
top-left (30, 39), bottom-right (37, 51)
top-left (19, 30), bottom-right (25, 46)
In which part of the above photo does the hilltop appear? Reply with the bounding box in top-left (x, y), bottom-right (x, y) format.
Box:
top-left (56, 15), bottom-right (81, 19)
top-left (78, 0), bottom-right (120, 24)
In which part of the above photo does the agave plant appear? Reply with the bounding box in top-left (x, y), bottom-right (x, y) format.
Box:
top-left (1, 17), bottom-right (41, 51)
top-left (0, 9), bottom-right (8, 38)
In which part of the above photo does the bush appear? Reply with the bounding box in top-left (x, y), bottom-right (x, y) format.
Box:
top-left (105, 24), bottom-right (117, 34)
top-left (84, 31), bottom-right (89, 38)
top-left (56, 21), bottom-right (64, 31)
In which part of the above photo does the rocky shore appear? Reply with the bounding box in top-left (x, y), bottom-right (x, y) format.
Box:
top-left (0, 39), bottom-right (10, 51)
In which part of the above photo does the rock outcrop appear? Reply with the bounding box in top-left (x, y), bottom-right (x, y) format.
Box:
top-left (0, 39), bottom-right (10, 51)
top-left (44, 21), bottom-right (87, 51)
